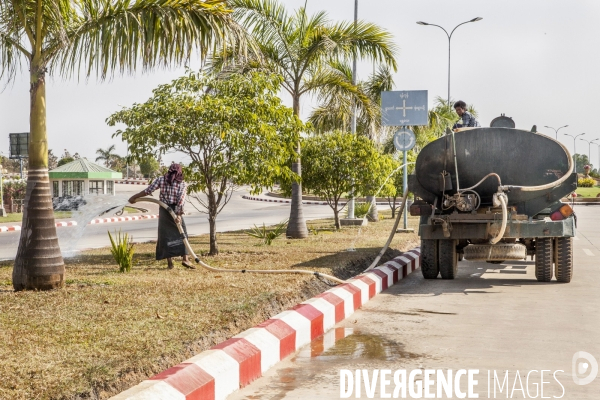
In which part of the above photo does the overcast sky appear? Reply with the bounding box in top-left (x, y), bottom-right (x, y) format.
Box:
top-left (2, 0), bottom-right (600, 167)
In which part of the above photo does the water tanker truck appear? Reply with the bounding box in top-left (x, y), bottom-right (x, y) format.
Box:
top-left (408, 116), bottom-right (577, 283)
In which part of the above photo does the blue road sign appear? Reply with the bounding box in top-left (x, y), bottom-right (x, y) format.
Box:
top-left (393, 128), bottom-right (416, 151)
top-left (381, 90), bottom-right (428, 126)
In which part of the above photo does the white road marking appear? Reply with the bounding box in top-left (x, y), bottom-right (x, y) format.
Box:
top-left (583, 248), bottom-right (595, 256)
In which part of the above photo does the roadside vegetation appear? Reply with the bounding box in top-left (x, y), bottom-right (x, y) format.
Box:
top-left (0, 214), bottom-right (419, 400)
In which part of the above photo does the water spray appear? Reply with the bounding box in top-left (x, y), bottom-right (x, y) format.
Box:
top-left (133, 197), bottom-right (348, 285)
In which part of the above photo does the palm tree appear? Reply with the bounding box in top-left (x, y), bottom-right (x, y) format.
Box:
top-left (310, 63), bottom-right (394, 142)
top-left (95, 145), bottom-right (118, 168)
top-left (1, 0), bottom-right (245, 291)
top-left (220, 0), bottom-right (398, 238)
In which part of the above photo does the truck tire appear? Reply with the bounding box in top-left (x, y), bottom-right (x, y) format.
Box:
top-left (554, 237), bottom-right (573, 283)
top-left (439, 239), bottom-right (458, 279)
top-left (421, 239), bottom-right (439, 279)
top-left (535, 237), bottom-right (553, 282)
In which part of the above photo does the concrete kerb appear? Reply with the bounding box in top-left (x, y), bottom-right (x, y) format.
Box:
top-left (242, 195), bottom-right (390, 206)
top-left (110, 247), bottom-right (422, 400)
top-left (0, 215), bottom-right (159, 233)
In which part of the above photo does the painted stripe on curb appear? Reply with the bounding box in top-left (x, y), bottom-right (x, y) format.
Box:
top-left (111, 248), bottom-right (421, 400)
top-left (242, 195), bottom-right (390, 206)
top-left (1, 215), bottom-right (159, 233)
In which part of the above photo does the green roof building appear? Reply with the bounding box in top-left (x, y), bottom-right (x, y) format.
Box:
top-left (49, 158), bottom-right (123, 197)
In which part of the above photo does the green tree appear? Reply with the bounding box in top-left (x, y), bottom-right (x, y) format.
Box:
top-left (1, 0), bottom-right (245, 290)
top-left (386, 152), bottom-right (416, 218)
top-left (218, 0), bottom-right (398, 238)
top-left (301, 131), bottom-right (395, 229)
top-left (138, 156), bottom-right (160, 178)
top-left (57, 156), bottom-right (75, 167)
top-left (47, 149), bottom-right (58, 170)
top-left (95, 145), bottom-right (119, 168)
top-left (108, 71), bottom-right (304, 255)
top-left (573, 154), bottom-right (592, 174)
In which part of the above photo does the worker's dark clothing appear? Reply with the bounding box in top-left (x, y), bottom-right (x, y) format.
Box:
top-left (452, 111), bottom-right (480, 129)
top-left (156, 203), bottom-right (189, 260)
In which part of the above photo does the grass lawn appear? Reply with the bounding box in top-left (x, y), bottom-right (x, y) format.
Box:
top-left (0, 211), bottom-right (72, 224)
top-left (574, 186), bottom-right (600, 197)
top-left (0, 211), bottom-right (419, 400)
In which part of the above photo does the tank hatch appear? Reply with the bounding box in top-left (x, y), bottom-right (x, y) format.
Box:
top-left (490, 114), bottom-right (515, 128)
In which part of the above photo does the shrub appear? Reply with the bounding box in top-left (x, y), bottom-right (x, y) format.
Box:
top-left (108, 230), bottom-right (135, 272)
top-left (350, 202), bottom-right (372, 218)
top-left (578, 177), bottom-right (596, 188)
top-left (246, 220), bottom-right (288, 245)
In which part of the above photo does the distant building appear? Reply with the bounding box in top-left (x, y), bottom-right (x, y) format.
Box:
top-left (48, 158), bottom-right (123, 197)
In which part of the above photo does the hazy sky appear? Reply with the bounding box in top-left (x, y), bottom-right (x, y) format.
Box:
top-left (2, 0), bottom-right (600, 167)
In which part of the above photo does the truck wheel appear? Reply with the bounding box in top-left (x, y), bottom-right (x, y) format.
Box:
top-left (554, 237), bottom-right (573, 283)
top-left (421, 239), bottom-right (439, 279)
top-left (535, 237), bottom-right (553, 282)
top-left (439, 239), bottom-right (458, 279)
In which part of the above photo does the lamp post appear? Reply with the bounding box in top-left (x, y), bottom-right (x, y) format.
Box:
top-left (0, 164), bottom-right (6, 217)
top-left (417, 17), bottom-right (483, 107)
top-left (593, 141), bottom-right (600, 173)
top-left (544, 125), bottom-right (568, 140)
top-left (347, 0), bottom-right (359, 219)
top-left (564, 132), bottom-right (585, 173)
top-left (580, 137), bottom-right (599, 166)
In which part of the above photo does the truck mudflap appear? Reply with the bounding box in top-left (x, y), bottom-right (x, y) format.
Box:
top-left (419, 216), bottom-right (576, 240)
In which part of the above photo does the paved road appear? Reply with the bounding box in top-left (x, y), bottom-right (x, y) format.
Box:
top-left (0, 186), bottom-right (342, 260)
top-left (232, 205), bottom-right (600, 399)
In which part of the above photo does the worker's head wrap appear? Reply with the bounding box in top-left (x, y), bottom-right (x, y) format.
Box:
top-left (165, 163), bottom-right (183, 185)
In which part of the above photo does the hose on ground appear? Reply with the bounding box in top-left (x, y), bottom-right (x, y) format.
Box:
top-left (363, 190), bottom-right (410, 272)
top-left (489, 194), bottom-right (508, 244)
top-left (134, 197), bottom-right (347, 285)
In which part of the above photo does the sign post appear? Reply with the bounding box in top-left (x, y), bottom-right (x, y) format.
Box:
top-left (9, 132), bottom-right (29, 179)
top-left (393, 128), bottom-right (417, 230)
top-left (382, 91), bottom-right (428, 232)
top-left (0, 164), bottom-right (5, 217)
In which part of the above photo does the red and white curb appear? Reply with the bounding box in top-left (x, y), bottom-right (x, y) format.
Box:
top-left (242, 195), bottom-right (389, 206)
top-left (111, 248), bottom-right (421, 400)
top-left (0, 215), bottom-right (158, 233)
top-left (116, 180), bottom-right (150, 185)
top-left (89, 215), bottom-right (158, 224)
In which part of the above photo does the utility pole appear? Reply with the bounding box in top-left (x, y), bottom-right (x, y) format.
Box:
top-left (417, 17), bottom-right (483, 107)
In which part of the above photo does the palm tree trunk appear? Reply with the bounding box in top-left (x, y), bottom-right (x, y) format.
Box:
top-left (286, 95), bottom-right (308, 239)
top-left (13, 60), bottom-right (65, 291)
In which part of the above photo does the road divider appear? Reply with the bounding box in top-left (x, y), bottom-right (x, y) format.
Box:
top-left (242, 195), bottom-right (389, 206)
top-left (0, 215), bottom-right (159, 233)
top-left (111, 248), bottom-right (421, 400)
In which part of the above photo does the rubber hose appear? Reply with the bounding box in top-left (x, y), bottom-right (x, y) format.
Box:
top-left (459, 173), bottom-right (502, 193)
top-left (363, 190), bottom-right (410, 272)
top-left (500, 140), bottom-right (574, 192)
top-left (489, 194), bottom-right (508, 245)
top-left (134, 197), bottom-right (347, 284)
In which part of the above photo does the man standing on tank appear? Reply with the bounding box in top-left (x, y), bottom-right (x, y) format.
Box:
top-left (452, 100), bottom-right (480, 130)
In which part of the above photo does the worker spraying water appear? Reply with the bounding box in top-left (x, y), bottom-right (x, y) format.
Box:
top-left (128, 163), bottom-right (195, 270)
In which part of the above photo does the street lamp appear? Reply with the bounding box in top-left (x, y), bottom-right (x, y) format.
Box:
top-left (0, 164), bottom-right (6, 217)
top-left (348, 0), bottom-right (359, 219)
top-left (580, 137), bottom-right (599, 166)
top-left (564, 132), bottom-right (585, 173)
top-left (544, 125), bottom-right (568, 140)
top-left (416, 17), bottom-right (483, 107)
top-left (592, 141), bottom-right (600, 172)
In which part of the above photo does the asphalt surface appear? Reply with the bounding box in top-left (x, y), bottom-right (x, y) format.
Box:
top-left (231, 205), bottom-right (600, 399)
top-left (0, 185), bottom-right (341, 260)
